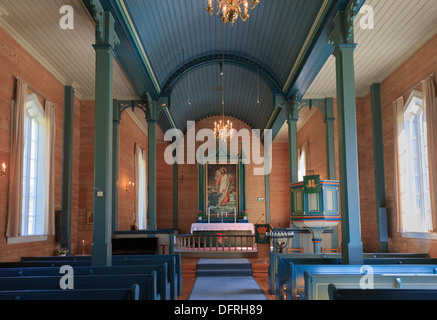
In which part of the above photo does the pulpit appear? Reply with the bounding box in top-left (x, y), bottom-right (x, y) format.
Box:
top-left (290, 174), bottom-right (340, 254)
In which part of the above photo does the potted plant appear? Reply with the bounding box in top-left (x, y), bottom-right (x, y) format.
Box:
top-left (241, 210), bottom-right (248, 220)
top-left (197, 210), bottom-right (204, 220)
top-left (58, 248), bottom-right (69, 256)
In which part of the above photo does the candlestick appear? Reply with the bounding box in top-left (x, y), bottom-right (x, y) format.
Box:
top-left (0, 162), bottom-right (6, 176)
top-left (82, 240), bottom-right (85, 255)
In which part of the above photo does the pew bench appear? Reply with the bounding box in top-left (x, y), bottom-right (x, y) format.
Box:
top-left (271, 254), bottom-right (437, 297)
top-left (328, 284), bottom-right (437, 300)
top-left (304, 273), bottom-right (437, 300)
top-left (0, 273), bottom-right (159, 300)
top-left (13, 255), bottom-right (180, 300)
top-left (0, 285), bottom-right (140, 300)
top-left (0, 264), bottom-right (171, 301)
top-left (282, 263), bottom-right (437, 300)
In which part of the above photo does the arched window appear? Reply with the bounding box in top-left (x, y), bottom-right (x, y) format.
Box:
top-left (401, 90), bottom-right (432, 233)
top-left (22, 94), bottom-right (45, 236)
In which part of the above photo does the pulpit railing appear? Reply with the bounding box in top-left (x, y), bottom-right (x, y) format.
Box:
top-left (175, 234), bottom-right (257, 252)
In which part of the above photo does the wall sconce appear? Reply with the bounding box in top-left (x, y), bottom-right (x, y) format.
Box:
top-left (0, 162), bottom-right (6, 177)
top-left (126, 181), bottom-right (135, 192)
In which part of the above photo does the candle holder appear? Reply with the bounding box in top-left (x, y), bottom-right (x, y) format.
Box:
top-left (0, 162), bottom-right (6, 177)
top-left (126, 181), bottom-right (135, 192)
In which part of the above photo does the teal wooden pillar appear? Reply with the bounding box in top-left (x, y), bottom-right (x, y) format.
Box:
top-left (238, 156), bottom-right (247, 214)
top-left (173, 163), bottom-right (178, 230)
top-left (91, 11), bottom-right (119, 267)
top-left (325, 98), bottom-right (339, 249)
top-left (146, 98), bottom-right (165, 231)
top-left (278, 93), bottom-right (301, 248)
top-left (370, 83), bottom-right (389, 253)
top-left (198, 164), bottom-right (206, 213)
top-left (112, 99), bottom-right (120, 236)
top-left (329, 6), bottom-right (364, 265)
top-left (61, 85), bottom-right (75, 254)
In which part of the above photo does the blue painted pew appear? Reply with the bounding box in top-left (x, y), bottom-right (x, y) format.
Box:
top-left (0, 264), bottom-right (171, 300)
top-left (271, 254), bottom-right (437, 297)
top-left (328, 284), bottom-right (437, 300)
top-left (0, 273), bottom-right (159, 300)
top-left (4, 257), bottom-right (179, 300)
top-left (305, 273), bottom-right (437, 300)
top-left (0, 285), bottom-right (140, 300)
top-left (21, 253), bottom-right (183, 298)
top-left (283, 263), bottom-right (437, 300)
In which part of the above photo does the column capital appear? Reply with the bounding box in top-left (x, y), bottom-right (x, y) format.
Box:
top-left (146, 99), bottom-right (166, 123)
top-left (89, 0), bottom-right (120, 48)
top-left (327, 0), bottom-right (361, 48)
top-left (277, 91), bottom-right (301, 122)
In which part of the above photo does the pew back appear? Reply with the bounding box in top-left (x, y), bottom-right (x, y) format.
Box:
top-left (328, 284), bottom-right (437, 300)
top-left (285, 264), bottom-right (437, 300)
top-left (0, 285), bottom-right (140, 300)
top-left (0, 264), bottom-right (171, 300)
top-left (0, 273), bottom-right (159, 300)
top-left (304, 273), bottom-right (437, 300)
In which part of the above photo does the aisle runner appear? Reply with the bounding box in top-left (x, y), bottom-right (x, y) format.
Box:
top-left (188, 259), bottom-right (267, 300)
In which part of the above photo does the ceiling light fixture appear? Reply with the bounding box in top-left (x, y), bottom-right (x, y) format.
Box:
top-left (207, 0), bottom-right (260, 26)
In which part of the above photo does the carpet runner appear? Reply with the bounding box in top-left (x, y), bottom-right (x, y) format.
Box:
top-left (188, 259), bottom-right (267, 300)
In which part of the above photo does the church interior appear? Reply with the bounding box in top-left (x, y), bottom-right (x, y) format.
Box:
top-left (0, 0), bottom-right (437, 302)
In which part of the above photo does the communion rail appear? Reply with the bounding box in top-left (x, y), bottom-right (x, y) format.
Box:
top-left (175, 234), bottom-right (257, 253)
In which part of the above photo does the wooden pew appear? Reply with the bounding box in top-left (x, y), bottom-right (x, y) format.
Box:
top-left (283, 263), bottom-right (437, 300)
top-left (0, 264), bottom-right (171, 301)
top-left (304, 273), bottom-right (437, 300)
top-left (12, 255), bottom-right (181, 300)
top-left (270, 253), bottom-right (437, 297)
top-left (0, 273), bottom-right (159, 300)
top-left (0, 285), bottom-right (140, 300)
top-left (328, 284), bottom-right (437, 300)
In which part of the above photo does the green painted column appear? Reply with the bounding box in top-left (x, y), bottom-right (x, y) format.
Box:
top-left (325, 98), bottom-right (339, 250)
top-left (329, 7), bottom-right (364, 265)
top-left (278, 94), bottom-right (301, 248)
top-left (112, 99), bottom-right (120, 236)
top-left (61, 85), bottom-right (74, 254)
top-left (370, 83), bottom-right (389, 253)
top-left (91, 11), bottom-right (119, 267)
top-left (146, 99), bottom-right (165, 231)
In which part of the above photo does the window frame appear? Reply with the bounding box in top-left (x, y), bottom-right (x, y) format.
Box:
top-left (401, 90), bottom-right (433, 235)
top-left (20, 93), bottom-right (46, 238)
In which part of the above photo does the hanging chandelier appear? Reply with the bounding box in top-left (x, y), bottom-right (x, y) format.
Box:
top-left (214, 24), bottom-right (234, 141)
top-left (207, 0), bottom-right (260, 26)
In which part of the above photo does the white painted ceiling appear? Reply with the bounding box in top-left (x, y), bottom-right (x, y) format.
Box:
top-left (275, 0), bottom-right (437, 143)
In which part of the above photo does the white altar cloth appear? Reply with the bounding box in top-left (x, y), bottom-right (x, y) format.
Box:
top-left (190, 223), bottom-right (255, 235)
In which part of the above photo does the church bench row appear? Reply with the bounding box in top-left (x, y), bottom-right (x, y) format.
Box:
top-left (0, 259), bottom-right (177, 300)
top-left (0, 273), bottom-right (158, 300)
top-left (0, 264), bottom-right (171, 300)
top-left (19, 254), bottom-right (182, 298)
top-left (304, 273), bottom-right (437, 300)
top-left (328, 284), bottom-right (437, 300)
top-left (0, 285), bottom-right (140, 300)
top-left (18, 253), bottom-right (182, 296)
top-left (268, 252), bottom-right (435, 295)
top-left (282, 263), bottom-right (437, 300)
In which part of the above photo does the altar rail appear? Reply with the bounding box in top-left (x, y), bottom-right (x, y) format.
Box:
top-left (175, 235), bottom-right (257, 253)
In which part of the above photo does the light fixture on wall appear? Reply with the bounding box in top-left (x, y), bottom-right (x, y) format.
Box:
top-left (126, 181), bottom-right (135, 192)
top-left (0, 162), bottom-right (6, 177)
top-left (207, 0), bottom-right (260, 26)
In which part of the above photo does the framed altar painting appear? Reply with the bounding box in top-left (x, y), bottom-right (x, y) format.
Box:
top-left (206, 164), bottom-right (238, 215)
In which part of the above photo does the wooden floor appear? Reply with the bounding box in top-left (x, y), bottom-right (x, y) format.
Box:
top-left (178, 257), bottom-right (275, 300)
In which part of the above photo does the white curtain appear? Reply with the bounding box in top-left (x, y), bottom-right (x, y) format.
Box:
top-left (134, 144), bottom-right (147, 230)
top-left (43, 101), bottom-right (56, 236)
top-left (423, 76), bottom-right (437, 232)
top-left (6, 79), bottom-right (27, 238)
top-left (393, 97), bottom-right (407, 232)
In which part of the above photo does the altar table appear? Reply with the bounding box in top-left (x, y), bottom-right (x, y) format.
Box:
top-left (190, 223), bottom-right (255, 235)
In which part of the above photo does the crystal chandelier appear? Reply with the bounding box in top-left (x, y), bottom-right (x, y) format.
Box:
top-left (214, 24), bottom-right (234, 141)
top-left (207, 0), bottom-right (260, 26)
